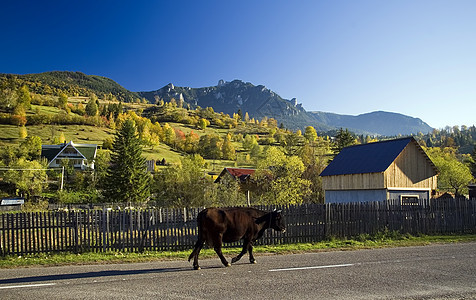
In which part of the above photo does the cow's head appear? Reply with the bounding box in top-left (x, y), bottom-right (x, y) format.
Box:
top-left (270, 210), bottom-right (286, 233)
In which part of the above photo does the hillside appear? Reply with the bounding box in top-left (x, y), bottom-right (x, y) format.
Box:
top-left (0, 71), bottom-right (140, 102)
top-left (309, 111), bottom-right (433, 136)
top-left (0, 71), bottom-right (434, 135)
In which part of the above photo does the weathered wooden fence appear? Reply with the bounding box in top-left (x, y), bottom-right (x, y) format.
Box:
top-left (1, 198), bottom-right (475, 256)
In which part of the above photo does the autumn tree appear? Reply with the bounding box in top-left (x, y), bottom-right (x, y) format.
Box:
top-left (221, 133), bottom-right (236, 160)
top-left (153, 154), bottom-right (215, 207)
top-left (304, 126), bottom-right (318, 142)
top-left (253, 147), bottom-right (311, 205)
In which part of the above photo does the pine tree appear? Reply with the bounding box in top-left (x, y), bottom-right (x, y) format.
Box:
top-left (103, 119), bottom-right (150, 203)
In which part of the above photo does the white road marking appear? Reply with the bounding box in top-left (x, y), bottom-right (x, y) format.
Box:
top-left (269, 263), bottom-right (355, 272)
top-left (0, 283), bottom-right (56, 290)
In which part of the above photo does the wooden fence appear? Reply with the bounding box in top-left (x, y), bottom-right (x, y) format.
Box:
top-left (1, 198), bottom-right (475, 256)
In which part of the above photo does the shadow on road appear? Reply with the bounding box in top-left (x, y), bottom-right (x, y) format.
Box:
top-left (0, 267), bottom-right (192, 285)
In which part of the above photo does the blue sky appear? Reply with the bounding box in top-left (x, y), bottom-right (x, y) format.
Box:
top-left (1, 0), bottom-right (475, 129)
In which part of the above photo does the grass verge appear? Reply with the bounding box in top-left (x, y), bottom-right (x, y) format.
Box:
top-left (1, 233), bottom-right (475, 269)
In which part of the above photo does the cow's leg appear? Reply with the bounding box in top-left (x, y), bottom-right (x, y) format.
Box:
top-left (231, 238), bottom-right (251, 264)
top-left (213, 234), bottom-right (230, 267)
top-left (189, 239), bottom-right (204, 270)
top-left (248, 241), bottom-right (256, 264)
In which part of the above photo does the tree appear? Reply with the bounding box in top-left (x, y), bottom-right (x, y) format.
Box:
top-left (254, 147), bottom-right (311, 205)
top-left (16, 85), bottom-right (31, 110)
top-left (471, 145), bottom-right (476, 178)
top-left (333, 128), bottom-right (356, 154)
top-left (58, 92), bottom-right (68, 109)
top-left (426, 147), bottom-right (474, 196)
top-left (221, 133), bottom-right (236, 160)
top-left (198, 118), bottom-right (209, 130)
top-left (85, 97), bottom-right (98, 116)
top-left (20, 136), bottom-right (42, 160)
top-left (304, 126), bottom-right (318, 142)
top-left (19, 126), bottom-right (28, 139)
top-left (103, 119), bottom-right (151, 203)
top-left (2, 158), bottom-right (47, 199)
top-left (153, 154), bottom-right (215, 207)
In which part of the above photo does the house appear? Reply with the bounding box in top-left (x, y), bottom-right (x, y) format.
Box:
top-left (214, 168), bottom-right (255, 184)
top-left (215, 167), bottom-right (256, 206)
top-left (320, 137), bottom-right (438, 204)
top-left (41, 141), bottom-right (97, 170)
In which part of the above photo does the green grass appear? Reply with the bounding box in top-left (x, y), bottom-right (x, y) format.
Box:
top-left (0, 124), bottom-right (115, 147)
top-left (1, 234), bottom-right (474, 269)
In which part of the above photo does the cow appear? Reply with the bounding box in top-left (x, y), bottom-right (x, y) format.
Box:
top-left (188, 207), bottom-right (286, 270)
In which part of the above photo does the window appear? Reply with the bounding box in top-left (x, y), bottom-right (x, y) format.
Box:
top-left (401, 195), bottom-right (419, 206)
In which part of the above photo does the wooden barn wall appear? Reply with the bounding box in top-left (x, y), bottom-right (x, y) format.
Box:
top-left (384, 141), bottom-right (437, 190)
top-left (322, 172), bottom-right (385, 190)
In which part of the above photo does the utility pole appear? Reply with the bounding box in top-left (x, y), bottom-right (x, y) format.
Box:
top-left (60, 166), bottom-right (64, 190)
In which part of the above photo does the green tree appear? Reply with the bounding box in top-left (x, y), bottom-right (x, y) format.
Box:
top-left (254, 147), bottom-right (311, 205)
top-left (0, 88), bottom-right (17, 110)
top-left (85, 97), bottom-right (98, 116)
top-left (58, 92), bottom-right (68, 109)
top-left (333, 128), bottom-right (356, 154)
top-left (153, 154), bottom-right (215, 207)
top-left (2, 158), bottom-right (47, 199)
top-left (20, 136), bottom-right (42, 160)
top-left (93, 149), bottom-right (110, 187)
top-left (103, 119), bottom-right (151, 203)
top-left (471, 145), bottom-right (476, 178)
top-left (243, 134), bottom-right (258, 151)
top-left (426, 147), bottom-right (474, 196)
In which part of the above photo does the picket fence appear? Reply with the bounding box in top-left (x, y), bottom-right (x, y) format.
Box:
top-left (1, 198), bottom-right (475, 256)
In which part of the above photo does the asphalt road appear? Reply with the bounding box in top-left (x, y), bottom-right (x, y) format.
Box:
top-left (0, 242), bottom-right (475, 300)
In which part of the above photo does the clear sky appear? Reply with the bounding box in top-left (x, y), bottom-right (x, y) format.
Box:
top-left (1, 0), bottom-right (475, 129)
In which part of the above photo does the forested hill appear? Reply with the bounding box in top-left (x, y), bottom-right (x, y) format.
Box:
top-left (309, 111), bottom-right (433, 136)
top-left (0, 71), bottom-right (140, 102)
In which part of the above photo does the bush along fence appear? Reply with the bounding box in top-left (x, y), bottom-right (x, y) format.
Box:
top-left (1, 198), bottom-right (475, 256)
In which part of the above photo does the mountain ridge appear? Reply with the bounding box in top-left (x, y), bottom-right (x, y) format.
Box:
top-left (308, 110), bottom-right (433, 136)
top-left (139, 79), bottom-right (433, 135)
top-left (1, 71), bottom-right (434, 136)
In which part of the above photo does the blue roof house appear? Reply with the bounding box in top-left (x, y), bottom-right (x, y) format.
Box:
top-left (320, 137), bottom-right (438, 204)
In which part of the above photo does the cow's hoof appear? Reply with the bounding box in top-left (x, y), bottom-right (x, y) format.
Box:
top-left (250, 259), bottom-right (257, 264)
top-left (226, 263), bottom-right (231, 267)
top-left (193, 266), bottom-right (200, 270)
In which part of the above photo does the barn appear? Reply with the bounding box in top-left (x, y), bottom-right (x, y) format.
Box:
top-left (320, 137), bottom-right (438, 204)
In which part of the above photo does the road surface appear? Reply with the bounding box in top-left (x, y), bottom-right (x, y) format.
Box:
top-left (0, 242), bottom-right (475, 299)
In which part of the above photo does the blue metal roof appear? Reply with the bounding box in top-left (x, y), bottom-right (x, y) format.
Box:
top-left (320, 137), bottom-right (414, 176)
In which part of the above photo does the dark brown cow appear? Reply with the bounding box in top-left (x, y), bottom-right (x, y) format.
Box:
top-left (188, 207), bottom-right (285, 270)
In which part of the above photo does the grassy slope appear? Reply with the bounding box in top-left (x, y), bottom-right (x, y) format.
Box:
top-left (1, 101), bottom-right (247, 168)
